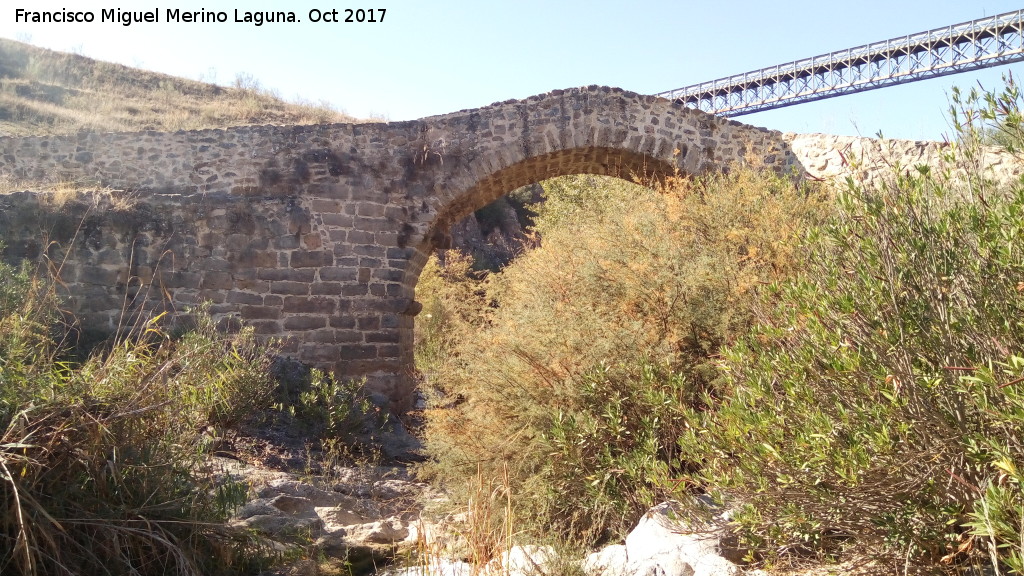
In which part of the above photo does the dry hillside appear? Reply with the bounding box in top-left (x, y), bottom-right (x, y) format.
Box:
top-left (0, 37), bottom-right (359, 137)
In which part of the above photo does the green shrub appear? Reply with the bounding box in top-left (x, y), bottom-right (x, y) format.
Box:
top-left (277, 369), bottom-right (386, 446)
top-left (0, 262), bottom-right (280, 576)
top-left (414, 249), bottom-right (490, 381)
top-left (421, 169), bottom-right (825, 544)
top-left (685, 82), bottom-right (1024, 571)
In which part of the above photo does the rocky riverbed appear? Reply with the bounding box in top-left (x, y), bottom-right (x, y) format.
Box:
top-left (208, 414), bottom-right (784, 576)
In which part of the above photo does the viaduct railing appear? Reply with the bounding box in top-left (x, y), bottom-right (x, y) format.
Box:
top-left (656, 9), bottom-right (1024, 116)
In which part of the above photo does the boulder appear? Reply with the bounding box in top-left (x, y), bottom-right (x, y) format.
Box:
top-left (582, 544), bottom-right (628, 576)
top-left (346, 517), bottom-right (411, 544)
top-left (629, 554), bottom-right (695, 576)
top-left (317, 505), bottom-right (371, 530)
top-left (581, 502), bottom-right (742, 576)
top-left (693, 555), bottom-right (741, 576)
top-left (494, 545), bottom-right (558, 576)
top-left (624, 502), bottom-right (718, 564)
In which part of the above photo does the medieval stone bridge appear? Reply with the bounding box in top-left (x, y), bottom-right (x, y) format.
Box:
top-left (0, 86), bottom-right (990, 409)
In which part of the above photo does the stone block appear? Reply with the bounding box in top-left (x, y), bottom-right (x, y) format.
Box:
top-left (299, 343), bottom-right (342, 362)
top-left (283, 296), bottom-right (336, 314)
top-left (79, 266), bottom-right (122, 286)
top-left (356, 203), bottom-right (387, 217)
top-left (234, 278), bottom-right (270, 292)
top-left (334, 329), bottom-right (363, 342)
top-left (311, 199), bottom-right (343, 213)
top-left (354, 244), bottom-right (386, 258)
top-left (347, 230), bottom-right (374, 244)
top-left (356, 316), bottom-right (380, 330)
top-left (339, 344), bottom-right (376, 360)
top-left (198, 289), bottom-right (227, 303)
top-left (310, 282), bottom-right (342, 295)
top-left (290, 250), bottom-right (334, 268)
top-left (258, 268), bottom-right (316, 282)
top-left (270, 281), bottom-right (309, 295)
top-left (372, 268), bottom-right (404, 282)
top-left (236, 248), bottom-right (279, 269)
top-left (319, 267), bottom-right (357, 282)
top-left (274, 235), bottom-right (300, 250)
top-left (201, 271), bottom-right (234, 290)
top-left (241, 305), bottom-right (281, 320)
top-left (321, 213), bottom-right (354, 227)
top-left (249, 320), bottom-right (283, 335)
top-left (366, 330), bottom-right (399, 344)
top-left (376, 344), bottom-right (400, 358)
top-left (329, 315), bottom-right (356, 329)
top-left (283, 316), bottom-right (327, 330)
top-left (386, 247), bottom-right (415, 259)
top-left (341, 284), bottom-right (368, 296)
top-left (227, 291), bottom-right (264, 305)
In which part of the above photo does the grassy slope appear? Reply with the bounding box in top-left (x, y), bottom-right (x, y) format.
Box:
top-left (0, 38), bottom-right (360, 137)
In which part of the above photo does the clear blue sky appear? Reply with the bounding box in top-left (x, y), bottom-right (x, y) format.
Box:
top-left (2, 1), bottom-right (1023, 140)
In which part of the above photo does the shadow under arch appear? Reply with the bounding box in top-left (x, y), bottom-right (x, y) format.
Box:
top-left (425, 147), bottom-right (677, 249)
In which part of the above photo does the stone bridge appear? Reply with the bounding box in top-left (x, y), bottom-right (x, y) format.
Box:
top-left (0, 86), bottom-right (989, 409)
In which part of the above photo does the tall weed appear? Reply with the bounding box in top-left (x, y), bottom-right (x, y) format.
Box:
top-left (0, 259), bottom-right (279, 575)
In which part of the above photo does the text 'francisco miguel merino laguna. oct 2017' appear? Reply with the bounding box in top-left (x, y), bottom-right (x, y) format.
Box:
top-left (13, 8), bottom-right (386, 26)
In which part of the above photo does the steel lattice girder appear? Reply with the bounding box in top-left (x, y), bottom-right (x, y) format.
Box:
top-left (655, 9), bottom-right (1024, 117)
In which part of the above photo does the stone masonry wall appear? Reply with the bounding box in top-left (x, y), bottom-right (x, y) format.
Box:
top-left (10, 87), bottom-right (1009, 409)
top-left (786, 133), bottom-right (1024, 188)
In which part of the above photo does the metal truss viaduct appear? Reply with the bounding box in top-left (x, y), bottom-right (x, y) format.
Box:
top-left (655, 9), bottom-right (1024, 117)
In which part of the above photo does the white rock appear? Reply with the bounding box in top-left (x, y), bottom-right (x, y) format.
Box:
top-left (234, 500), bottom-right (280, 520)
top-left (692, 555), bottom-right (739, 576)
top-left (236, 514), bottom-right (322, 536)
top-left (346, 517), bottom-right (410, 544)
top-left (614, 501), bottom-right (745, 576)
top-left (259, 479), bottom-right (351, 507)
top-left (499, 545), bottom-right (557, 576)
top-left (582, 544), bottom-right (628, 576)
top-left (316, 505), bottom-right (370, 531)
top-left (624, 502), bottom-right (717, 564)
top-left (628, 554), bottom-right (695, 576)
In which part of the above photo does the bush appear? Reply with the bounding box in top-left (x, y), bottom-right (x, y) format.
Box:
top-left (275, 367), bottom-right (388, 453)
top-left (414, 249), bottom-right (490, 382)
top-left (683, 80), bottom-right (1024, 571)
top-left (420, 169), bottom-right (825, 544)
top-left (0, 262), bottom-right (280, 576)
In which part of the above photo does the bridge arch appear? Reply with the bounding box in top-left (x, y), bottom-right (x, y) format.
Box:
top-left (378, 88), bottom-right (801, 408)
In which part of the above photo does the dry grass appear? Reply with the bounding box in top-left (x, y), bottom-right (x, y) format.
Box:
top-left (0, 173), bottom-right (139, 210)
top-left (0, 38), bottom-right (363, 137)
